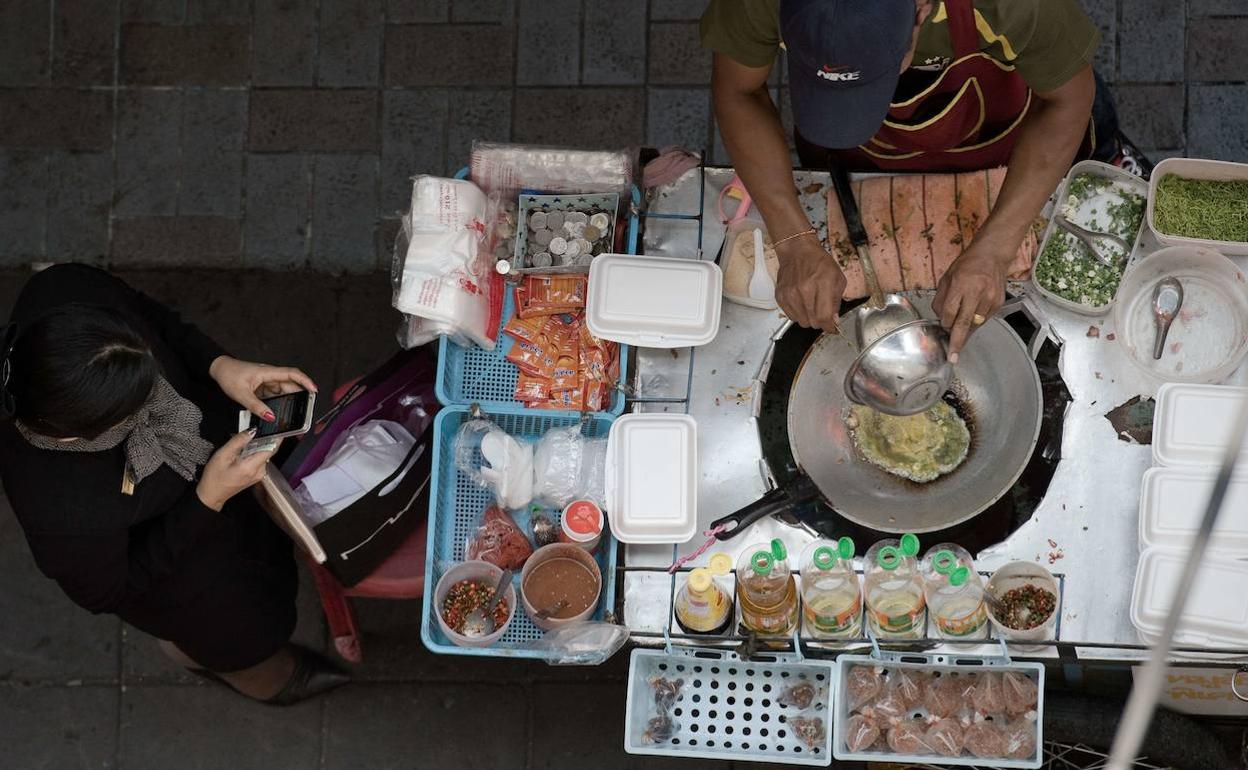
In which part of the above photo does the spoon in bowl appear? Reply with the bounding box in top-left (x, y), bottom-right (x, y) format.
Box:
top-left (1151, 277), bottom-right (1184, 360)
top-left (462, 569), bottom-right (512, 638)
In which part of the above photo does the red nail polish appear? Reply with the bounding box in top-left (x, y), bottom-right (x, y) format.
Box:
top-left (264, 411), bottom-right (276, 422)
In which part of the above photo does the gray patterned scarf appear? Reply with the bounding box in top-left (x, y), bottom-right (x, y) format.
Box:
top-left (17, 376), bottom-right (214, 483)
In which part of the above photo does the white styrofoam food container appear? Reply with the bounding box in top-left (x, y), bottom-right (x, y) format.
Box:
top-left (1152, 383), bottom-right (1248, 467)
top-left (1130, 546), bottom-right (1248, 649)
top-left (832, 654), bottom-right (1045, 768)
top-left (1147, 157), bottom-right (1248, 257)
top-left (1139, 467), bottom-right (1248, 555)
top-left (605, 413), bottom-right (698, 544)
top-left (587, 254), bottom-right (723, 347)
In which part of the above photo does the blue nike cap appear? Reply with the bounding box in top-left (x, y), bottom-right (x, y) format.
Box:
top-left (782, 0), bottom-right (916, 149)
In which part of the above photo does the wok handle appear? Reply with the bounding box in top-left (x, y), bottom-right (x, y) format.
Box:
top-left (710, 475), bottom-right (823, 541)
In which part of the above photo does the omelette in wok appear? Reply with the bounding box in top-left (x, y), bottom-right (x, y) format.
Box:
top-left (845, 402), bottom-right (970, 483)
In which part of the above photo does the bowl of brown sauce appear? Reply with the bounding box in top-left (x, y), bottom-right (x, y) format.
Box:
top-left (520, 543), bottom-right (602, 631)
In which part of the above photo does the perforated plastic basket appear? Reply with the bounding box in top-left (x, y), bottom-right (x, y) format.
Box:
top-left (624, 647), bottom-right (837, 765)
top-left (434, 286), bottom-right (628, 415)
top-left (420, 405), bottom-right (618, 658)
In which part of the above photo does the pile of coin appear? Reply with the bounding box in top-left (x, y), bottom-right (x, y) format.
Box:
top-left (523, 207), bottom-right (614, 268)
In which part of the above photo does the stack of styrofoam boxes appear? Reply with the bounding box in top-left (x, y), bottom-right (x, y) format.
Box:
top-left (1131, 383), bottom-right (1248, 650)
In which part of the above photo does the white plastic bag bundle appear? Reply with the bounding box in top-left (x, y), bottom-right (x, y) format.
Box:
top-left (293, 420), bottom-right (417, 525)
top-left (392, 176), bottom-right (497, 350)
top-left (454, 419), bottom-right (534, 509)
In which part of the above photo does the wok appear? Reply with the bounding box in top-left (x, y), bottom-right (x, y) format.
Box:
top-left (711, 294), bottom-right (1044, 537)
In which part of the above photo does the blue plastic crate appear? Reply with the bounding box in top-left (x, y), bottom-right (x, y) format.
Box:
top-left (435, 286), bottom-right (628, 415)
top-left (435, 168), bottom-right (639, 416)
top-left (421, 405), bottom-right (618, 659)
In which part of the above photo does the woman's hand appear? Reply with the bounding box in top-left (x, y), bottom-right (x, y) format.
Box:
top-left (196, 430), bottom-right (281, 512)
top-left (208, 356), bottom-right (317, 422)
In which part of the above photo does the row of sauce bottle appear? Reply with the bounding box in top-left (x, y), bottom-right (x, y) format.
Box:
top-left (673, 534), bottom-right (989, 640)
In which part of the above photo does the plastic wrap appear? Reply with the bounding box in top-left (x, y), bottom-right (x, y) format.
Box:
top-left (844, 713), bottom-right (881, 752)
top-left (532, 425), bottom-right (607, 508)
top-left (788, 716), bottom-right (827, 750)
top-left (887, 720), bottom-right (932, 755)
top-left (846, 665), bottom-right (884, 712)
top-left (971, 671), bottom-right (1005, 715)
top-left (777, 682), bottom-right (820, 711)
top-left (454, 419), bottom-right (534, 509)
top-left (292, 420), bottom-right (416, 525)
top-left (1002, 670), bottom-right (1040, 715)
top-left (392, 176), bottom-right (499, 350)
top-left (963, 717), bottom-right (1008, 758)
top-left (520, 620), bottom-right (628, 665)
top-left (470, 142), bottom-right (636, 199)
top-left (926, 718), bottom-right (966, 757)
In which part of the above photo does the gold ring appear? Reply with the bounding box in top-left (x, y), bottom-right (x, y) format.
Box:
top-left (972, 313), bottom-right (987, 326)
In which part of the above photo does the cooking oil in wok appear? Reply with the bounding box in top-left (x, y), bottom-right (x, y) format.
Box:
top-left (864, 534), bottom-right (927, 638)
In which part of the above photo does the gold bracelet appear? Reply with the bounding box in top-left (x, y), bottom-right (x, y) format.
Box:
top-left (770, 228), bottom-right (817, 248)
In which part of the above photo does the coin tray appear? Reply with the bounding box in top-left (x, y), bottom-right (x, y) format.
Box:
top-left (514, 192), bottom-right (620, 271)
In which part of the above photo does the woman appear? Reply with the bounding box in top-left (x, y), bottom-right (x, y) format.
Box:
top-left (0, 264), bottom-right (347, 704)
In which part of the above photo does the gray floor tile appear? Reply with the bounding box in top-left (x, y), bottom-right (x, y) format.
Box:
top-left (0, 0), bottom-right (51, 86)
top-left (0, 494), bottom-right (121, 683)
top-left (311, 154), bottom-right (380, 274)
top-left (323, 682), bottom-right (526, 769)
top-left (387, 0), bottom-right (449, 23)
top-left (1188, 85), bottom-right (1248, 162)
top-left (46, 152), bottom-right (111, 264)
top-left (244, 154), bottom-right (313, 270)
top-left (113, 89), bottom-right (182, 217)
top-left (318, 0), bottom-right (383, 87)
top-left (531, 681), bottom-right (693, 769)
top-left (333, 275), bottom-right (404, 383)
top-left (647, 88), bottom-right (711, 152)
top-left (180, 89), bottom-right (247, 217)
top-left (447, 90), bottom-right (513, 175)
top-left (0, 151), bottom-right (47, 264)
top-left (252, 0), bottom-right (318, 86)
top-left (516, 0), bottom-right (581, 86)
top-left (1119, 0), bottom-right (1184, 81)
top-left (0, 685), bottom-right (119, 769)
top-left (119, 684), bottom-right (321, 769)
top-left (583, 0), bottom-right (646, 85)
top-left (52, 0), bottom-right (119, 86)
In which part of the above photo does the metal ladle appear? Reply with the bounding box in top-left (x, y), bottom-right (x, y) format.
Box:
top-left (462, 569), bottom-right (511, 638)
top-left (1151, 277), bottom-right (1184, 360)
top-left (1054, 214), bottom-right (1132, 268)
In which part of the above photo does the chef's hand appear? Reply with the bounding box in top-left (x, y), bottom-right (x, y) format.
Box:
top-left (933, 242), bottom-right (1009, 362)
top-left (774, 234), bottom-right (847, 331)
top-left (209, 356), bottom-right (318, 422)
top-left (196, 430), bottom-right (281, 512)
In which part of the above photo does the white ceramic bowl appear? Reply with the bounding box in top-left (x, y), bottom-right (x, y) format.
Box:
top-left (1113, 245), bottom-right (1248, 384)
top-left (433, 560), bottom-right (516, 648)
top-left (520, 543), bottom-right (602, 631)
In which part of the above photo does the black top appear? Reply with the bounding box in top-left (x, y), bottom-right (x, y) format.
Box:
top-left (1, 265), bottom-right (246, 618)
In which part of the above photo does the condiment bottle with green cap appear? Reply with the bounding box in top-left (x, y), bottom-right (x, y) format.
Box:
top-left (736, 539), bottom-right (798, 635)
top-left (922, 543), bottom-right (988, 639)
top-left (863, 533), bottom-right (927, 639)
top-left (800, 537), bottom-right (862, 639)
top-left (674, 553), bottom-right (734, 635)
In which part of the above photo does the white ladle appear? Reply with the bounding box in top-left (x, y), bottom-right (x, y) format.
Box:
top-left (748, 227), bottom-right (776, 304)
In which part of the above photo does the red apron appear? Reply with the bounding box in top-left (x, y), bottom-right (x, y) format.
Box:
top-left (836, 0), bottom-right (1033, 172)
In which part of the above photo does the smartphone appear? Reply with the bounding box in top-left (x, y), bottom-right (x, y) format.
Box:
top-left (237, 390), bottom-right (317, 441)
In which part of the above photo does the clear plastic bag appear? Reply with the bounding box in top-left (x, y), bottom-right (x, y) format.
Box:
top-left (532, 425), bottom-right (607, 508)
top-left (787, 716), bottom-right (827, 750)
top-left (465, 505), bottom-right (533, 570)
top-left (292, 420), bottom-right (416, 525)
top-left (777, 682), bottom-right (821, 710)
top-left (521, 621), bottom-right (628, 665)
top-left (844, 713), bottom-right (881, 752)
top-left (454, 419), bottom-right (533, 509)
top-left (391, 176), bottom-right (498, 351)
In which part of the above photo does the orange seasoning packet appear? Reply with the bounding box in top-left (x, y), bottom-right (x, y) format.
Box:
top-left (517, 275), bottom-right (588, 318)
top-left (514, 373), bottom-right (551, 404)
top-left (503, 314), bottom-right (547, 345)
top-left (506, 337), bottom-right (555, 378)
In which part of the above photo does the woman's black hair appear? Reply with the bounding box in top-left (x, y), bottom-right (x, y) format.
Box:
top-left (3, 304), bottom-right (158, 439)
